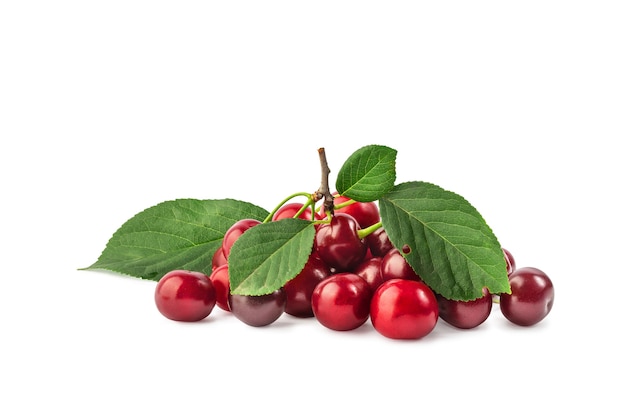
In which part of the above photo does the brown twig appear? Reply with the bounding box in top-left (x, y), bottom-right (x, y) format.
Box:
top-left (314, 147), bottom-right (334, 215)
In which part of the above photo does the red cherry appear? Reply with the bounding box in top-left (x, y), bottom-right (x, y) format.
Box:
top-left (500, 267), bottom-right (554, 326)
top-left (380, 248), bottom-right (421, 282)
top-left (365, 227), bottom-right (394, 257)
top-left (314, 213), bottom-right (367, 271)
top-left (208, 264), bottom-right (230, 312)
top-left (311, 273), bottom-right (372, 331)
top-left (436, 287), bottom-right (492, 329)
top-left (272, 202), bottom-right (323, 221)
top-left (370, 279), bottom-right (439, 340)
top-left (353, 257), bottom-right (385, 292)
top-left (283, 253), bottom-right (332, 318)
top-left (502, 247), bottom-right (516, 276)
top-left (212, 246), bottom-right (227, 271)
top-left (333, 194), bottom-right (381, 229)
top-left (222, 218), bottom-right (262, 259)
top-left (154, 270), bottom-right (216, 322)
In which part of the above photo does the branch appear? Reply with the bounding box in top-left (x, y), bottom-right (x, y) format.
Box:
top-left (314, 147), bottom-right (334, 215)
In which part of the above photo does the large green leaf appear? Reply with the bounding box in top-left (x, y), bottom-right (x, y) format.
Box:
top-left (379, 181), bottom-right (510, 300)
top-left (336, 144), bottom-right (397, 202)
top-left (82, 198), bottom-right (268, 281)
top-left (228, 218), bottom-right (316, 296)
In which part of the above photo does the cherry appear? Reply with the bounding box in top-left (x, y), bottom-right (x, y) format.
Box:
top-left (222, 218), bottom-right (262, 259)
top-left (283, 253), bottom-right (332, 318)
top-left (333, 194), bottom-right (381, 229)
top-left (154, 270), bottom-right (216, 322)
top-left (380, 248), bottom-right (422, 282)
top-left (212, 246), bottom-right (227, 271)
top-left (272, 202), bottom-right (322, 221)
top-left (353, 257), bottom-right (385, 292)
top-left (436, 287), bottom-right (492, 329)
top-left (502, 247), bottom-right (516, 276)
top-left (228, 289), bottom-right (286, 327)
top-left (499, 267), bottom-right (554, 326)
top-left (314, 213), bottom-right (367, 272)
top-left (208, 264), bottom-right (231, 312)
top-left (370, 278), bottom-right (439, 340)
top-left (365, 227), bottom-right (394, 257)
top-left (311, 272), bottom-right (372, 331)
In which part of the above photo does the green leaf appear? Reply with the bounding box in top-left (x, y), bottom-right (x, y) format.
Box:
top-left (379, 181), bottom-right (510, 301)
top-left (336, 144), bottom-right (397, 202)
top-left (82, 198), bottom-right (269, 281)
top-left (228, 218), bottom-right (316, 296)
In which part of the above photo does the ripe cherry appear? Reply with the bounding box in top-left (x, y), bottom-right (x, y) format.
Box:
top-left (365, 227), bottom-right (394, 257)
top-left (222, 218), bottom-right (262, 259)
top-left (208, 264), bottom-right (230, 312)
top-left (314, 213), bottom-right (367, 271)
top-left (283, 253), bottom-right (332, 318)
top-left (380, 248), bottom-right (421, 282)
top-left (436, 287), bottom-right (492, 329)
top-left (353, 257), bottom-right (385, 291)
top-left (212, 246), bottom-right (227, 271)
top-left (333, 194), bottom-right (381, 229)
top-left (370, 278), bottom-right (439, 340)
top-left (228, 289), bottom-right (286, 327)
top-left (272, 202), bottom-right (323, 221)
top-left (502, 247), bottom-right (516, 276)
top-left (311, 272), bottom-right (372, 331)
top-left (154, 270), bottom-right (216, 322)
top-left (499, 267), bottom-right (554, 326)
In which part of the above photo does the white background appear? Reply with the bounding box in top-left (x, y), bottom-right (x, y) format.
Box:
top-left (1, 1), bottom-right (624, 416)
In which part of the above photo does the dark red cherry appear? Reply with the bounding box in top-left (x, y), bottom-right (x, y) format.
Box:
top-left (314, 213), bottom-right (367, 271)
top-left (283, 253), bottom-right (332, 318)
top-left (353, 257), bottom-right (385, 291)
top-left (500, 267), bottom-right (554, 326)
top-left (502, 247), bottom-right (516, 276)
top-left (436, 287), bottom-right (492, 329)
top-left (228, 289), bottom-right (286, 327)
top-left (365, 227), bottom-right (394, 257)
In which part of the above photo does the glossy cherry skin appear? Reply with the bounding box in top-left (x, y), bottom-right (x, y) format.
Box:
top-left (436, 287), bottom-right (492, 329)
top-left (155, 270), bottom-right (216, 322)
top-left (333, 195), bottom-right (381, 229)
top-left (311, 273), bottom-right (372, 331)
top-left (228, 289), bottom-right (286, 327)
top-left (500, 267), bottom-right (554, 326)
top-left (283, 253), bottom-right (332, 318)
top-left (222, 218), bottom-right (262, 259)
top-left (314, 213), bottom-right (367, 271)
top-left (380, 248), bottom-right (421, 282)
top-left (370, 279), bottom-right (439, 340)
top-left (353, 257), bottom-right (385, 292)
top-left (212, 246), bottom-right (227, 271)
top-left (365, 227), bottom-right (394, 257)
top-left (502, 247), bottom-right (516, 276)
top-left (272, 202), bottom-right (323, 221)
top-left (208, 264), bottom-right (230, 312)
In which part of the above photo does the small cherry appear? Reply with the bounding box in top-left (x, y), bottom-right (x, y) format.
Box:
top-left (155, 270), bottom-right (216, 322)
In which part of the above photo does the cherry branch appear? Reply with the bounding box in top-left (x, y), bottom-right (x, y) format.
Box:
top-left (314, 147), bottom-right (334, 215)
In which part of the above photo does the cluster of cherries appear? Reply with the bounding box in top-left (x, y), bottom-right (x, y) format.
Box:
top-left (154, 197), bottom-right (555, 339)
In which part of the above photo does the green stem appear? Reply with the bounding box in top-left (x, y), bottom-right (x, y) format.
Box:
top-left (263, 192), bottom-right (315, 223)
top-left (357, 221), bottom-right (383, 239)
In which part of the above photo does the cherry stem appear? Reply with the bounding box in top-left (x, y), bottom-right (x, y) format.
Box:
top-left (357, 221), bottom-right (383, 240)
top-left (264, 191), bottom-right (315, 223)
top-left (314, 147), bottom-right (334, 217)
